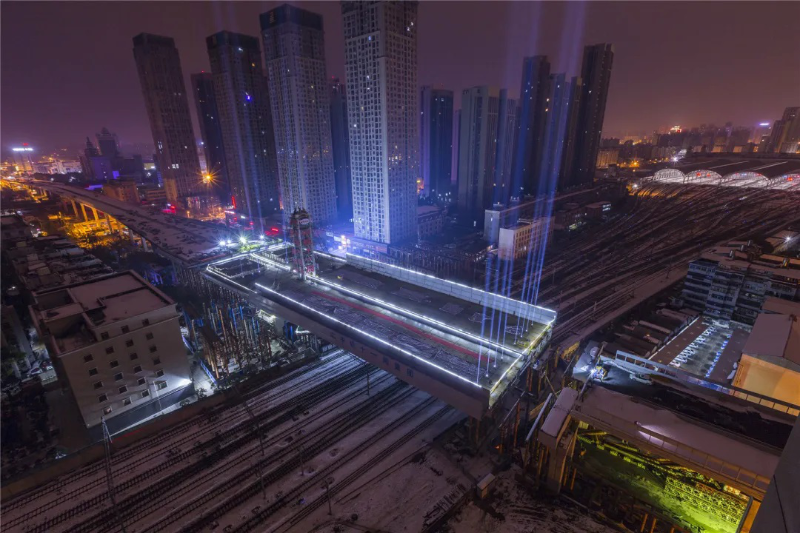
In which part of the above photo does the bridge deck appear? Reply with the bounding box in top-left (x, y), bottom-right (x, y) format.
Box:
top-left (209, 252), bottom-right (554, 410)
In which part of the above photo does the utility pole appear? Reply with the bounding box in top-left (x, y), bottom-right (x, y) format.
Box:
top-left (324, 477), bottom-right (333, 515)
top-left (102, 417), bottom-right (128, 533)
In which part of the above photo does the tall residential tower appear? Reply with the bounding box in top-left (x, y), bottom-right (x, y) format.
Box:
top-left (419, 86), bottom-right (454, 200)
top-left (457, 86), bottom-right (499, 228)
top-left (191, 72), bottom-right (230, 203)
top-left (342, 0), bottom-right (419, 245)
top-left (261, 4), bottom-right (337, 225)
top-left (206, 31), bottom-right (281, 224)
top-left (570, 43), bottom-right (614, 188)
top-left (133, 33), bottom-right (203, 204)
top-left (329, 77), bottom-right (352, 221)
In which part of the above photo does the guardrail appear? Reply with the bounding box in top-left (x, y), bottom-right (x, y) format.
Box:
top-left (611, 350), bottom-right (800, 416)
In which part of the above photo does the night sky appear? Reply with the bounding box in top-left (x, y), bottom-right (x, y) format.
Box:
top-left (2, 1), bottom-right (798, 155)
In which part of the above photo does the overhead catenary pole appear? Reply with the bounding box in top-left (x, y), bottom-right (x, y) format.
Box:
top-left (102, 417), bottom-right (128, 533)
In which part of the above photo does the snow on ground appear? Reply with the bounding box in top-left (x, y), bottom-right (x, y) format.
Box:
top-left (447, 466), bottom-right (617, 533)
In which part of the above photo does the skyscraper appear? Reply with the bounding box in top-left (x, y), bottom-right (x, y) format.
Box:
top-left (96, 127), bottom-right (120, 158)
top-left (495, 89), bottom-right (518, 204)
top-left (206, 31), bottom-right (280, 224)
top-left (558, 76), bottom-right (584, 192)
top-left (537, 73), bottom-right (572, 195)
top-left (511, 56), bottom-right (551, 197)
top-left (261, 4), bottom-right (337, 225)
top-left (457, 86), bottom-right (499, 228)
top-left (132, 33), bottom-right (203, 204)
top-left (419, 86), bottom-right (454, 200)
top-left (570, 43), bottom-right (614, 187)
top-left (342, 1), bottom-right (419, 245)
top-left (766, 107), bottom-right (800, 154)
top-left (191, 72), bottom-right (229, 202)
top-left (329, 77), bottom-right (352, 221)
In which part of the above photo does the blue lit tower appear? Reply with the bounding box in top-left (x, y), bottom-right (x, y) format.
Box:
top-left (329, 77), bottom-right (352, 221)
top-left (342, 0), bottom-right (419, 245)
top-left (419, 86), bottom-right (454, 201)
top-left (511, 55), bottom-right (551, 197)
top-left (206, 31), bottom-right (281, 227)
top-left (261, 4), bottom-right (338, 226)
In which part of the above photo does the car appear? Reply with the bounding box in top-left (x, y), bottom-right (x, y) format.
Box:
top-left (28, 367), bottom-right (43, 376)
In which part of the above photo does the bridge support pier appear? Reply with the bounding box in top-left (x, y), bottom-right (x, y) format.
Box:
top-left (90, 206), bottom-right (99, 221)
top-left (544, 428), bottom-right (577, 493)
top-left (80, 203), bottom-right (89, 222)
top-left (70, 199), bottom-right (79, 219)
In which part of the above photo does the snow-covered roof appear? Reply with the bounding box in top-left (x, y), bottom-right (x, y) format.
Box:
top-left (744, 313), bottom-right (800, 365)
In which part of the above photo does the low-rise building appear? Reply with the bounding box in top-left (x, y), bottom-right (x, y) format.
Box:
top-left (683, 242), bottom-right (800, 324)
top-left (4, 235), bottom-right (114, 294)
top-left (142, 187), bottom-right (167, 204)
top-left (496, 217), bottom-right (552, 261)
top-left (732, 299), bottom-right (800, 407)
top-left (1, 213), bottom-right (33, 248)
top-left (29, 271), bottom-right (193, 431)
top-left (104, 179), bottom-right (140, 205)
top-left (417, 205), bottom-right (445, 240)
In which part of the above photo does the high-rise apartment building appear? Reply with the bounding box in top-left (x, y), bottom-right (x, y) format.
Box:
top-left (511, 56), bottom-right (551, 196)
top-left (342, 1), bottom-right (419, 245)
top-left (558, 76), bottom-right (584, 192)
top-left (570, 43), bottom-right (614, 188)
top-left (261, 4), bottom-right (337, 225)
top-left (495, 89), bottom-right (518, 204)
top-left (191, 72), bottom-right (229, 203)
top-left (133, 33), bottom-right (203, 204)
top-left (206, 31), bottom-right (281, 225)
top-left (329, 77), bottom-right (352, 221)
top-left (419, 86), bottom-right (454, 200)
top-left (96, 127), bottom-right (120, 158)
top-left (457, 86), bottom-right (500, 228)
top-left (538, 73), bottom-right (573, 194)
top-left (766, 107), bottom-right (800, 154)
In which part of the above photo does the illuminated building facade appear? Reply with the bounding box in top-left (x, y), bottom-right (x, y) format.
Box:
top-left (29, 271), bottom-right (193, 431)
top-left (342, 0), bottom-right (419, 245)
top-left (261, 4), bottom-right (338, 226)
top-left (206, 31), bottom-right (281, 225)
top-left (132, 33), bottom-right (203, 204)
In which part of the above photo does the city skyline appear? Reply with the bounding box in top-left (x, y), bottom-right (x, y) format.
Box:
top-left (3, 1), bottom-right (799, 153)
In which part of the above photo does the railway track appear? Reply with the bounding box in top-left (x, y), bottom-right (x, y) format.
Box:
top-left (269, 404), bottom-right (454, 533)
top-left (141, 381), bottom-right (420, 533)
top-left (19, 362), bottom-right (377, 533)
top-left (2, 350), bottom-right (350, 516)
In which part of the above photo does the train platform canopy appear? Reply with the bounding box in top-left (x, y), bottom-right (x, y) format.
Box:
top-left (673, 157), bottom-right (800, 179)
top-left (207, 250), bottom-right (556, 411)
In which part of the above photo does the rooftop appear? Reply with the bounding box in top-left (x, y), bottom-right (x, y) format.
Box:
top-left (32, 271), bottom-right (175, 355)
top-left (743, 313), bottom-right (800, 366)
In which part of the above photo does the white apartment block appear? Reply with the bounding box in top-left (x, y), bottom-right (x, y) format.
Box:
top-left (497, 217), bottom-right (553, 261)
top-left (342, 0), bottom-right (419, 245)
top-left (30, 271), bottom-right (191, 429)
top-left (262, 5), bottom-right (338, 226)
